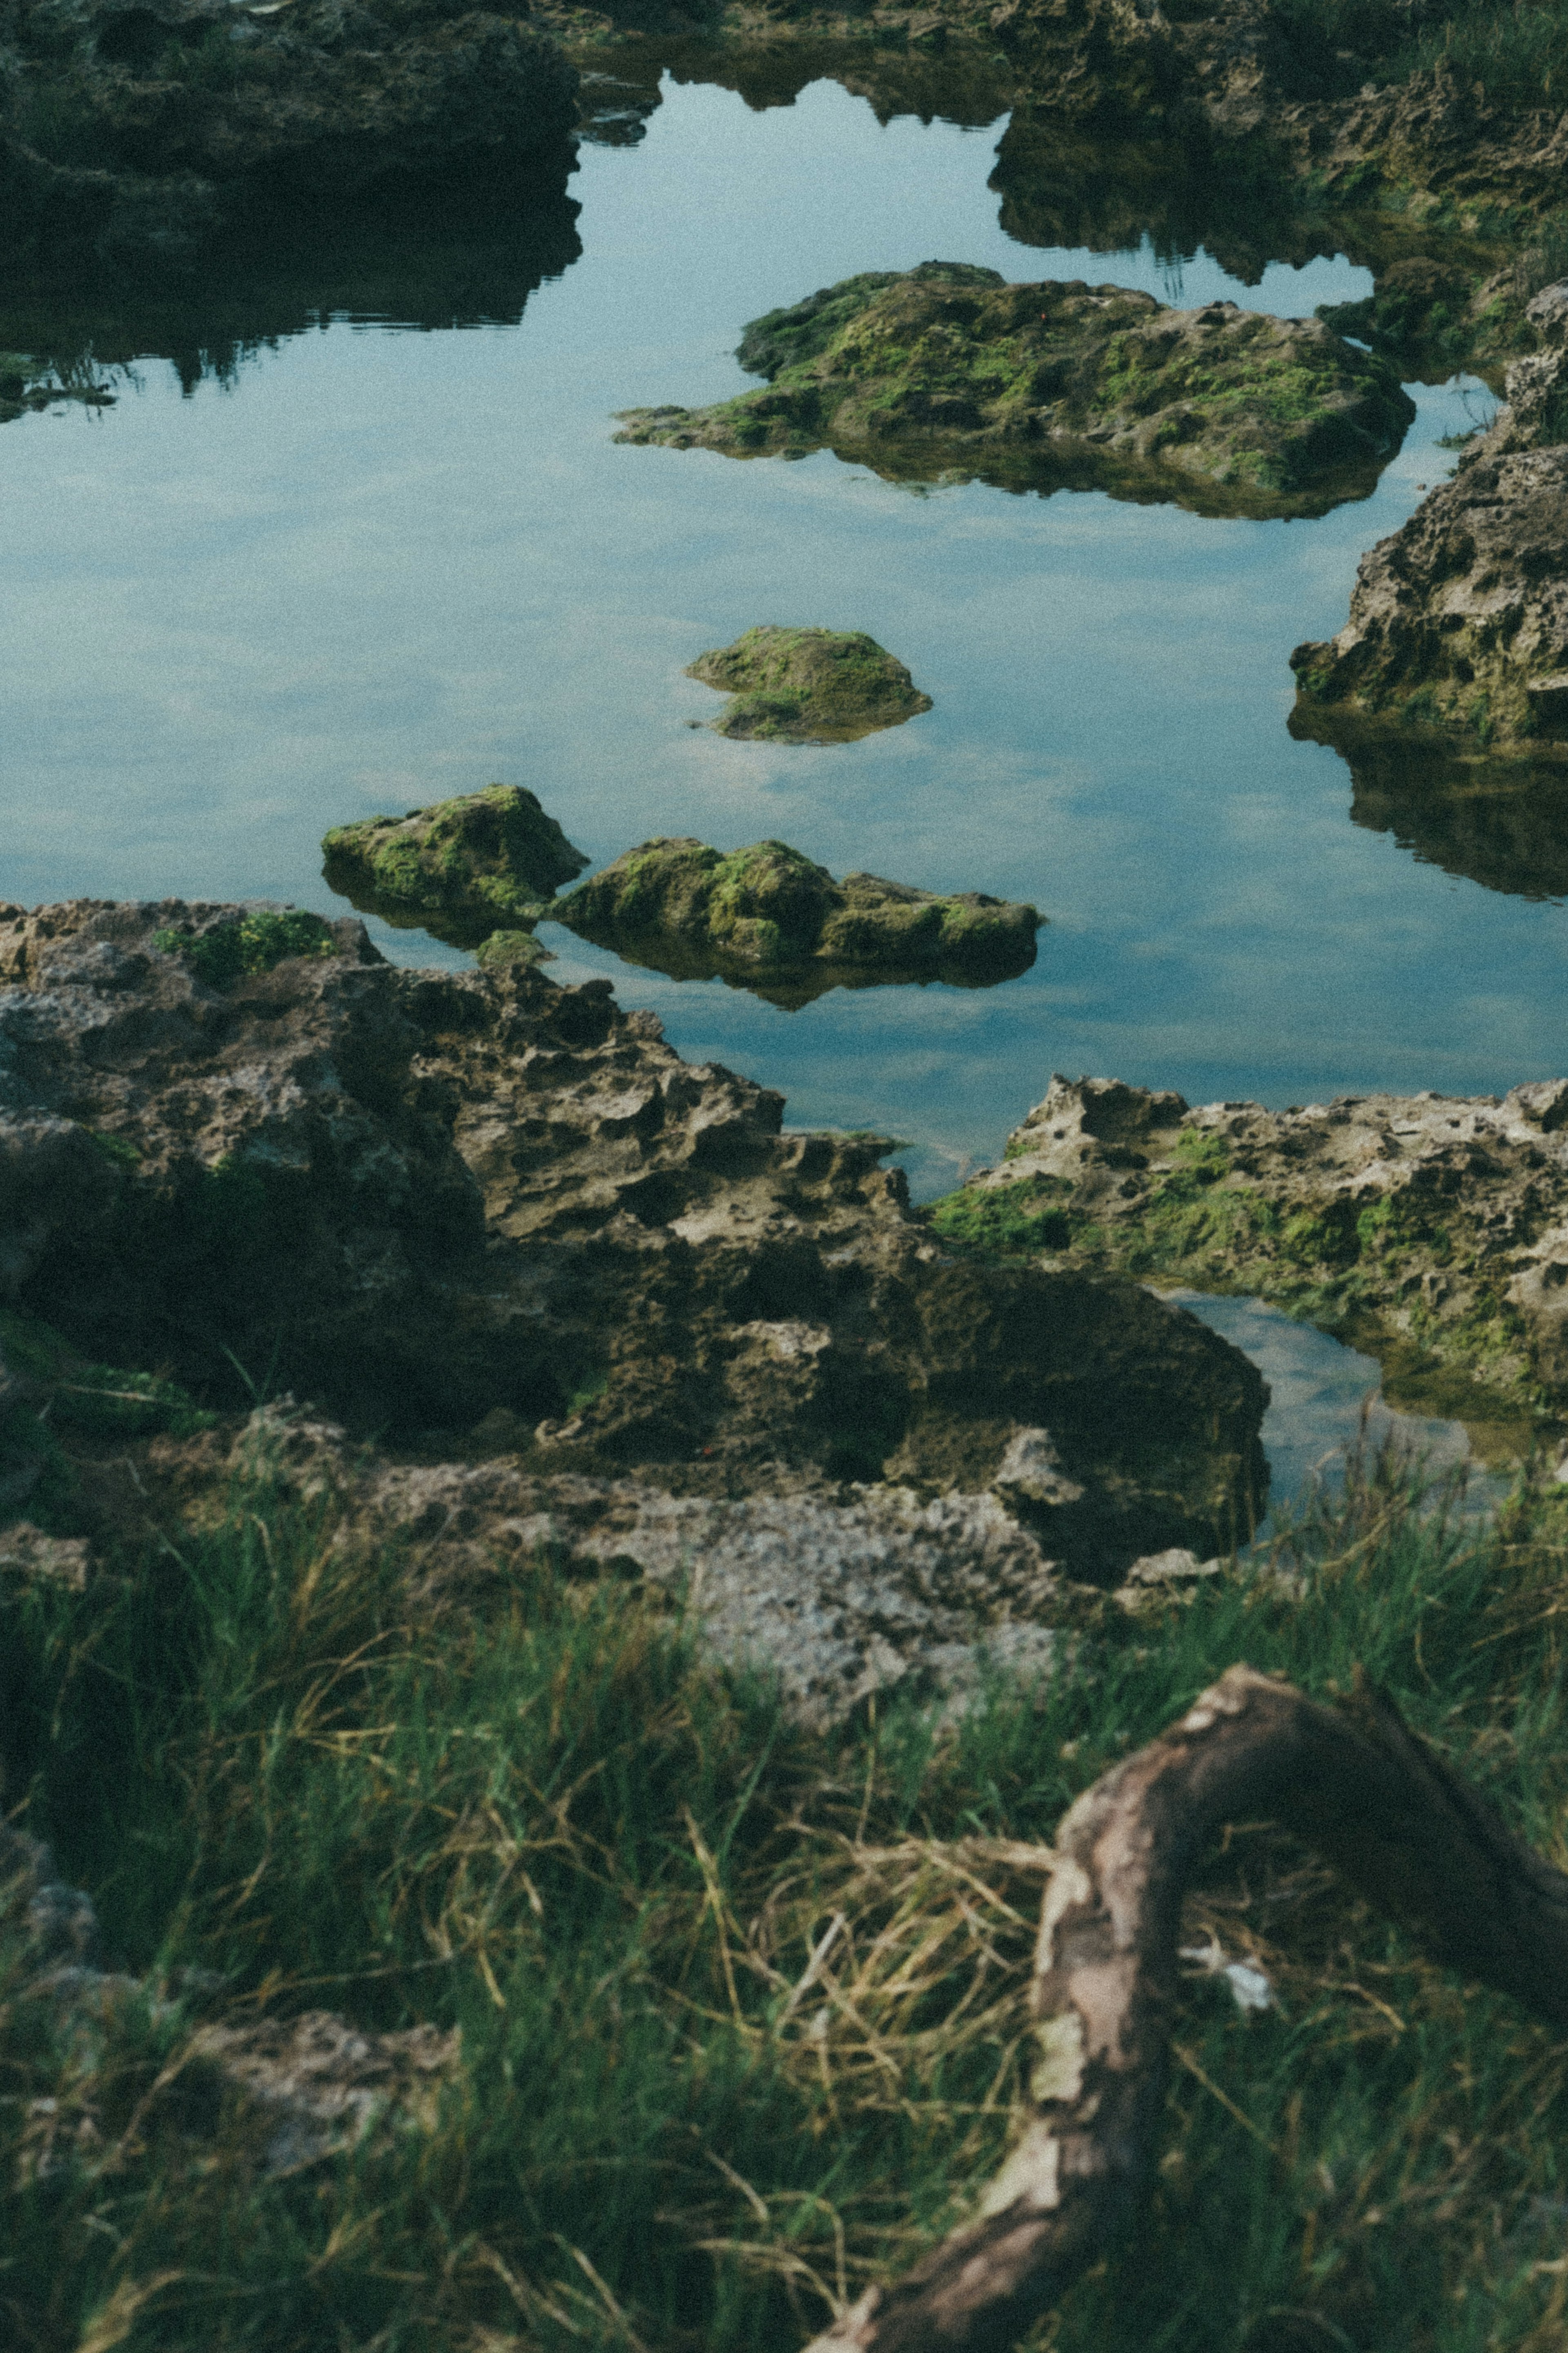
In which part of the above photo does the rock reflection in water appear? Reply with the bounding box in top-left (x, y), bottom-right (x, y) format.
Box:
top-left (0, 181), bottom-right (582, 418)
top-left (1292, 709), bottom-right (1568, 902)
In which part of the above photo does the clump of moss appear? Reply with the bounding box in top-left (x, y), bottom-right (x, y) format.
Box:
top-left (686, 626), bottom-right (933, 744)
top-left (929, 1175), bottom-right (1074, 1253)
top-left (153, 910), bottom-right (338, 990)
top-left (322, 785), bottom-right (587, 944)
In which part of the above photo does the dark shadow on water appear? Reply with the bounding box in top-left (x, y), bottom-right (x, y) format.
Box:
top-left (1292, 704), bottom-right (1568, 902)
top-left (0, 178), bottom-right (583, 406)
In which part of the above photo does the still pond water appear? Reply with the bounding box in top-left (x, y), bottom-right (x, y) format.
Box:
top-left (0, 68), bottom-right (1551, 1496)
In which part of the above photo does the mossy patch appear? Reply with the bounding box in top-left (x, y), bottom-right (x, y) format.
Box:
top-left (152, 910), bottom-right (338, 990)
top-left (556, 835), bottom-right (1039, 999)
top-left (616, 261), bottom-right (1414, 520)
top-left (322, 785), bottom-right (587, 947)
top-left (686, 625), bottom-right (933, 744)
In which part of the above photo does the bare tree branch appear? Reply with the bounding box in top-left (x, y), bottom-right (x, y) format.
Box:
top-left (802, 1663), bottom-right (1568, 2353)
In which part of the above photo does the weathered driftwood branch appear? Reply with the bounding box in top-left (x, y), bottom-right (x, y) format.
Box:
top-left (803, 1663), bottom-right (1568, 2353)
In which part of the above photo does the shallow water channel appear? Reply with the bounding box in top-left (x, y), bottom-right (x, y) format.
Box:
top-left (0, 65), bottom-right (1551, 1493)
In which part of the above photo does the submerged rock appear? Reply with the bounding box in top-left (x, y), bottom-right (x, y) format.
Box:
top-left (1292, 283), bottom-right (1568, 753)
top-left (322, 785), bottom-right (588, 946)
top-left (686, 625), bottom-right (933, 743)
top-left (555, 836), bottom-right (1040, 998)
top-left (930, 1069), bottom-right (1568, 1439)
top-left (615, 260), bottom-right (1415, 518)
top-left (0, 897), bottom-right (1265, 1578)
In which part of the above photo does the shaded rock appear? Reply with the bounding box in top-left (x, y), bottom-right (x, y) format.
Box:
top-left (0, 898), bottom-right (1265, 1577)
top-left (931, 1068), bottom-right (1568, 1437)
top-left (475, 926), bottom-right (555, 972)
top-left (555, 836), bottom-right (1040, 1000)
top-left (686, 625), bottom-right (933, 744)
top-left (322, 784), bottom-right (588, 947)
top-left (1292, 283), bottom-right (1568, 752)
top-left (615, 260), bottom-right (1414, 519)
top-left (0, 0), bottom-right (581, 271)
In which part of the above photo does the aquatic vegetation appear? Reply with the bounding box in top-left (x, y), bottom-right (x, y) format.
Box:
top-left (616, 261), bottom-right (1415, 517)
top-left (686, 624), bottom-right (933, 743)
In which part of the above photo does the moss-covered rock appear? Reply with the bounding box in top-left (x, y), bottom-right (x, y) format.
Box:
top-left (555, 836), bottom-right (1039, 1001)
top-left (615, 261), bottom-right (1416, 518)
top-left (152, 907), bottom-right (339, 989)
top-left (686, 626), bottom-right (933, 743)
top-left (322, 786), bottom-right (588, 947)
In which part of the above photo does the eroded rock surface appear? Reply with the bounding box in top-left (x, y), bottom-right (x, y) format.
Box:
top-left (0, 897), bottom-right (1264, 1579)
top-left (322, 784), bottom-right (588, 946)
top-left (615, 259), bottom-right (1414, 517)
top-left (933, 1070), bottom-right (1568, 1432)
top-left (685, 625), bottom-right (933, 743)
top-left (1293, 284), bottom-right (1568, 752)
top-left (555, 835), bottom-right (1040, 1001)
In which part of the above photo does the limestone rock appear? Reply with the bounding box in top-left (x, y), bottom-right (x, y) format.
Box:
top-left (933, 1068), bottom-right (1568, 1430)
top-left (615, 261), bottom-right (1414, 519)
top-left (685, 626), bottom-right (933, 744)
top-left (1292, 282), bottom-right (1568, 752)
top-left (322, 784), bottom-right (588, 946)
top-left (0, 898), bottom-right (1265, 1576)
top-left (555, 836), bottom-right (1040, 1001)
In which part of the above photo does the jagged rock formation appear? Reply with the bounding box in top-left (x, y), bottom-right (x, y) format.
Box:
top-left (931, 1069), bottom-right (1568, 1432)
top-left (1293, 282), bottom-right (1568, 753)
top-left (615, 261), bottom-right (1414, 517)
top-left (685, 625), bottom-right (933, 743)
top-left (0, 898), bottom-right (1265, 1579)
top-left (555, 836), bottom-right (1040, 1002)
top-left (0, 0), bottom-right (580, 270)
top-left (322, 784), bottom-right (588, 947)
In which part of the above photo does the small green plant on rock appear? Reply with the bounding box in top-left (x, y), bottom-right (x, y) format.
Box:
top-left (152, 910), bottom-right (338, 990)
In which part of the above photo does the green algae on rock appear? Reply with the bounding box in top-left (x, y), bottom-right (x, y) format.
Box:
top-left (152, 907), bottom-right (340, 989)
top-left (322, 785), bottom-right (588, 947)
top-left (925, 1072), bottom-right (1568, 1451)
top-left (615, 261), bottom-right (1415, 518)
top-left (555, 836), bottom-right (1039, 1002)
top-left (686, 625), bottom-right (933, 743)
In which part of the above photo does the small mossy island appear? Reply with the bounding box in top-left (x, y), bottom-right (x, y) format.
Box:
top-left (615, 261), bottom-right (1417, 520)
top-left (556, 836), bottom-right (1040, 1001)
top-left (321, 784), bottom-right (588, 947)
top-left (686, 624), bottom-right (933, 743)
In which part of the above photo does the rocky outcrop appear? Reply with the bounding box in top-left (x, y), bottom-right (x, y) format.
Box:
top-left (615, 261), bottom-right (1414, 518)
top-left (931, 1070), bottom-right (1568, 1434)
top-left (555, 836), bottom-right (1040, 1002)
top-left (321, 785), bottom-right (588, 947)
top-left (1293, 283), bottom-right (1568, 754)
top-left (0, 0), bottom-right (580, 270)
top-left (685, 626), bottom-right (933, 744)
top-left (0, 897), bottom-right (1265, 1579)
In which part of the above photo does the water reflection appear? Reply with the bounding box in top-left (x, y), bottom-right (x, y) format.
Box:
top-left (0, 181), bottom-right (583, 409)
top-left (1292, 707), bottom-right (1568, 902)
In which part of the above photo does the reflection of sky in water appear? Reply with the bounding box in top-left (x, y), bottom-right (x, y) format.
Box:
top-left (0, 74), bottom-right (1555, 1234)
top-left (1169, 1289), bottom-right (1513, 1519)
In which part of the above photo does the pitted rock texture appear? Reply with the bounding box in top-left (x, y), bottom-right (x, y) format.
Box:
top-left (1, 0), bottom-right (580, 268)
top-left (933, 1070), bottom-right (1568, 1430)
top-left (615, 261), bottom-right (1413, 519)
top-left (556, 836), bottom-right (1040, 1004)
top-left (0, 899), bottom-right (1265, 1575)
top-left (1292, 284), bottom-right (1568, 753)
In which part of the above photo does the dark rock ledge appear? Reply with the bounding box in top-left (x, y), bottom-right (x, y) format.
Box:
top-left (0, 897), bottom-right (1266, 1719)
